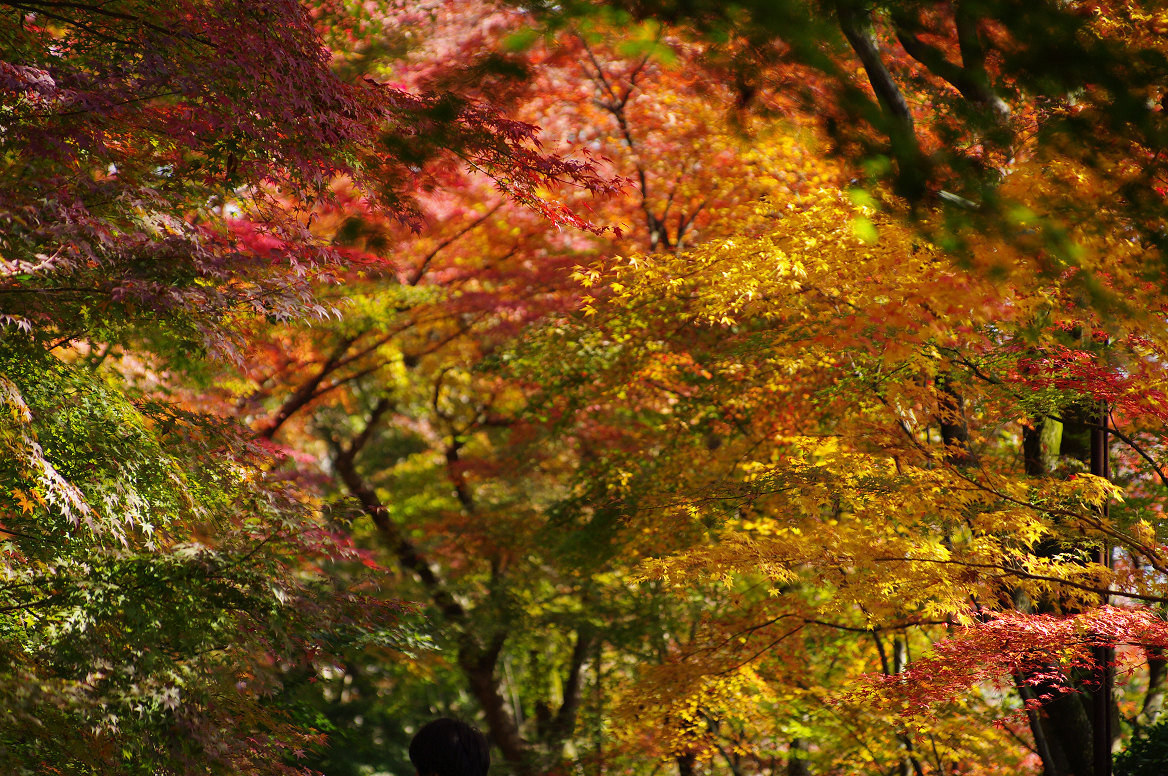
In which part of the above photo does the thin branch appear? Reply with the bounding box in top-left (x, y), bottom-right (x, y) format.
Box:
top-left (947, 351), bottom-right (1168, 489)
top-left (891, 11), bottom-right (1008, 118)
top-left (4, 1), bottom-right (215, 46)
top-left (804, 618), bottom-right (951, 633)
top-left (331, 400), bottom-right (467, 625)
top-left (0, 525), bottom-right (42, 541)
top-left (258, 335), bottom-right (358, 440)
top-left (3, 1), bottom-right (129, 43)
top-left (713, 623), bottom-right (807, 676)
top-left (871, 555), bottom-right (1168, 605)
top-left (943, 466), bottom-right (1167, 574)
top-left (686, 614), bottom-right (798, 656)
top-left (0, 595), bottom-right (59, 613)
top-left (579, 39), bottom-right (666, 250)
top-left (408, 202), bottom-right (504, 286)
top-left (227, 531), bottom-right (280, 568)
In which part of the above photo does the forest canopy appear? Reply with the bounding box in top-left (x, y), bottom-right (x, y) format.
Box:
top-left (2, 2), bottom-right (1167, 776)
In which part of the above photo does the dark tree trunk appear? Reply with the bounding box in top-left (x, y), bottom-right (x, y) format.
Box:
top-left (1139, 648), bottom-right (1168, 729)
top-left (786, 738), bottom-right (811, 776)
top-left (460, 638), bottom-right (534, 776)
top-left (334, 410), bottom-right (536, 776)
top-left (1022, 417), bottom-right (1061, 477)
top-left (936, 374), bottom-right (975, 466)
top-left (1012, 401), bottom-right (1112, 776)
top-left (1031, 686), bottom-right (1094, 776)
top-left (1089, 401), bottom-right (1113, 776)
top-left (1015, 679), bottom-right (1059, 776)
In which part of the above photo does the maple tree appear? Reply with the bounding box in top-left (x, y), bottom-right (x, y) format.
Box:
top-left (184, 4), bottom-right (1168, 774)
top-left (519, 189), bottom-right (1168, 776)
top-left (492, 4), bottom-right (1168, 775)
top-left (0, 1), bottom-right (614, 773)
top-left (546, 0), bottom-right (1168, 304)
top-left (192, 6), bottom-right (866, 775)
top-left (6, 1), bottom-right (1168, 775)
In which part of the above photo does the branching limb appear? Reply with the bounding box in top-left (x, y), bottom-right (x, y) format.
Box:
top-left (834, 0), bottom-right (927, 198)
top-left (873, 555), bottom-right (1168, 605)
top-left (258, 335), bottom-right (358, 440)
top-left (331, 398), bottom-right (468, 624)
top-left (891, 10), bottom-right (1009, 119)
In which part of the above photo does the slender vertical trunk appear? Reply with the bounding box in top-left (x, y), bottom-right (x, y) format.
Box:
top-left (1035, 690), bottom-right (1094, 776)
top-left (872, 632), bottom-right (925, 776)
top-left (936, 374), bottom-right (975, 466)
top-left (460, 639), bottom-right (533, 776)
top-left (1015, 679), bottom-right (1059, 776)
top-left (1090, 400), bottom-right (1112, 776)
top-left (1139, 648), bottom-right (1168, 729)
top-left (787, 738), bottom-right (811, 776)
top-left (334, 416), bottom-right (534, 776)
top-left (1013, 405), bottom-right (1111, 776)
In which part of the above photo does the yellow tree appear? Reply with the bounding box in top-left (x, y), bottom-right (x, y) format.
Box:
top-left (497, 2), bottom-right (1168, 772)
top-left (197, 5), bottom-right (845, 775)
top-left (519, 174), bottom-right (1168, 774)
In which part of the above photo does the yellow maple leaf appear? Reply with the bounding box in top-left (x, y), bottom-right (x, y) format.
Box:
top-left (12, 489), bottom-right (36, 514)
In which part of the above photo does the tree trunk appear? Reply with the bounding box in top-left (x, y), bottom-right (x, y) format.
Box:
top-left (787, 738), bottom-right (811, 776)
top-left (460, 638), bottom-right (534, 776)
top-left (334, 413), bottom-right (535, 776)
top-left (936, 374), bottom-right (975, 466)
top-left (1013, 405), bottom-right (1112, 776)
top-left (1015, 679), bottom-right (1059, 776)
top-left (1139, 647), bottom-right (1168, 729)
top-left (1031, 686), bottom-right (1094, 776)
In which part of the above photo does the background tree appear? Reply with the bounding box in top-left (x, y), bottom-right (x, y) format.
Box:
top-left (533, 184), bottom-right (1168, 775)
top-left (208, 4), bottom-right (863, 774)
top-left (543, 0), bottom-right (1168, 304)
top-left (0, 1), bottom-right (612, 773)
top-left (504, 4), bottom-right (1168, 774)
top-left (8, 1), bottom-right (1168, 775)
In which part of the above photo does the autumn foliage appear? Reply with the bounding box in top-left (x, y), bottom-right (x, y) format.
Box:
top-left (4, 1), bottom-right (1168, 776)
